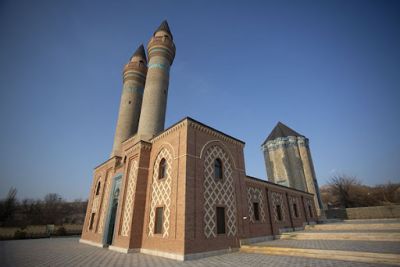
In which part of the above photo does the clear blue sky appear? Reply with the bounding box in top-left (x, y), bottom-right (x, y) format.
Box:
top-left (1, 0), bottom-right (399, 200)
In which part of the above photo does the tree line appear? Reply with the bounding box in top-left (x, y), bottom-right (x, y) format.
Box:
top-left (1, 176), bottom-right (399, 227)
top-left (0, 188), bottom-right (87, 227)
top-left (321, 175), bottom-right (400, 209)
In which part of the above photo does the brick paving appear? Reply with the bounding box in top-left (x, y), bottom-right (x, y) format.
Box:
top-left (0, 237), bottom-right (395, 267)
top-left (253, 239), bottom-right (400, 254)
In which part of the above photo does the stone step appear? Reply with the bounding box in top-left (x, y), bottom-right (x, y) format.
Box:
top-left (305, 223), bottom-right (400, 231)
top-left (304, 229), bottom-right (400, 233)
top-left (240, 245), bottom-right (400, 266)
top-left (342, 219), bottom-right (400, 224)
top-left (276, 232), bottom-right (400, 242)
top-left (251, 239), bottom-right (400, 254)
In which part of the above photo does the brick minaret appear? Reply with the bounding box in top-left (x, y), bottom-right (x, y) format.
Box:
top-left (111, 45), bottom-right (147, 157)
top-left (137, 20), bottom-right (176, 140)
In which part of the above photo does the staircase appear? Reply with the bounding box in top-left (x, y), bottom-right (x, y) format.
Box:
top-left (241, 219), bottom-right (400, 266)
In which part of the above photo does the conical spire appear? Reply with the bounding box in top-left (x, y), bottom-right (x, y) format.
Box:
top-left (262, 122), bottom-right (304, 145)
top-left (154, 20), bottom-right (173, 40)
top-left (130, 44), bottom-right (147, 62)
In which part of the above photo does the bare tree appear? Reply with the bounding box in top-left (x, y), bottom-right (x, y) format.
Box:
top-left (328, 175), bottom-right (363, 208)
top-left (372, 182), bottom-right (400, 205)
top-left (0, 187), bottom-right (18, 226)
top-left (42, 193), bottom-right (64, 224)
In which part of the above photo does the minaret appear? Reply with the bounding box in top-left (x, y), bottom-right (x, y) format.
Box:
top-left (137, 20), bottom-right (176, 140)
top-left (110, 45), bottom-right (147, 157)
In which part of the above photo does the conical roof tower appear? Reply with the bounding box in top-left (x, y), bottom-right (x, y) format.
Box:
top-left (153, 20), bottom-right (173, 39)
top-left (111, 44), bottom-right (148, 157)
top-left (262, 122), bottom-right (304, 145)
top-left (137, 20), bottom-right (176, 140)
top-left (130, 44), bottom-right (147, 63)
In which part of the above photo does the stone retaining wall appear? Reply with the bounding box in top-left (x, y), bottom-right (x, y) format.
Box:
top-left (346, 205), bottom-right (400, 219)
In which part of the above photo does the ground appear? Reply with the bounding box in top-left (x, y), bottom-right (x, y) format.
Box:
top-left (0, 237), bottom-right (395, 267)
top-left (1, 219), bottom-right (399, 267)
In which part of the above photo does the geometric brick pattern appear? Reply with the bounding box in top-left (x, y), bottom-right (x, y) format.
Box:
top-left (271, 191), bottom-right (286, 223)
top-left (305, 198), bottom-right (313, 218)
top-left (247, 187), bottom-right (266, 223)
top-left (98, 173), bottom-right (112, 234)
top-left (91, 177), bottom-right (101, 213)
top-left (91, 197), bottom-right (99, 212)
top-left (148, 149), bottom-right (172, 238)
top-left (288, 195), bottom-right (301, 218)
top-left (121, 160), bottom-right (138, 237)
top-left (203, 145), bottom-right (237, 238)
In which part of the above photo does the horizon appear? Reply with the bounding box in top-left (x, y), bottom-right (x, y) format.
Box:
top-left (0, 0), bottom-right (399, 200)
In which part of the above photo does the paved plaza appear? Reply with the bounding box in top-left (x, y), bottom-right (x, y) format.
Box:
top-left (1, 219), bottom-right (399, 267)
top-left (0, 236), bottom-right (397, 267)
top-left (253, 239), bottom-right (400, 254)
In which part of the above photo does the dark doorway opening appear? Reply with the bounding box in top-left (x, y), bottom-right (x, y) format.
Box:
top-left (216, 207), bottom-right (226, 234)
top-left (106, 201), bottom-right (118, 245)
top-left (106, 187), bottom-right (120, 245)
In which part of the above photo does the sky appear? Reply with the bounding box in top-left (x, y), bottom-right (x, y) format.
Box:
top-left (0, 0), bottom-right (399, 201)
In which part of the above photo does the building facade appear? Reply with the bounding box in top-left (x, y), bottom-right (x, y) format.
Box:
top-left (80, 21), bottom-right (317, 260)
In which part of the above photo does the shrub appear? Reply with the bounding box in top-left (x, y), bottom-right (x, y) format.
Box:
top-left (14, 230), bottom-right (27, 239)
top-left (55, 226), bottom-right (67, 236)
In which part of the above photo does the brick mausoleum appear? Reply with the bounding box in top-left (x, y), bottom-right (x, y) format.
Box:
top-left (80, 20), bottom-right (320, 260)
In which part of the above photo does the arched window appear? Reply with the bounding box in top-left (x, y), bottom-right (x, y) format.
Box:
top-left (95, 181), bottom-right (101, 195)
top-left (293, 203), bottom-right (299, 217)
top-left (214, 158), bottom-right (223, 180)
top-left (253, 202), bottom-right (260, 221)
top-left (158, 158), bottom-right (166, 179)
top-left (276, 205), bottom-right (282, 221)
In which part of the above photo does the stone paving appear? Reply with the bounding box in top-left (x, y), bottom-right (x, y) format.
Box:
top-left (304, 229), bottom-right (400, 233)
top-left (0, 237), bottom-right (395, 267)
top-left (336, 219), bottom-right (400, 224)
top-left (253, 239), bottom-right (400, 254)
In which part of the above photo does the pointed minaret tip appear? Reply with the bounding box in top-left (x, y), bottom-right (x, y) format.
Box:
top-left (130, 44), bottom-right (147, 63)
top-left (154, 20), bottom-right (173, 40)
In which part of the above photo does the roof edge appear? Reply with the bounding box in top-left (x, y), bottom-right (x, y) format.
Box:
top-left (246, 175), bottom-right (314, 196)
top-left (150, 116), bottom-right (245, 145)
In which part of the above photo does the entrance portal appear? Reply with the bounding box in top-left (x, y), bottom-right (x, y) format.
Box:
top-left (104, 175), bottom-right (121, 246)
top-left (106, 197), bottom-right (118, 245)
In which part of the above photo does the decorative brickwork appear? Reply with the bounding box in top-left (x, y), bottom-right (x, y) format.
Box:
top-left (81, 21), bottom-right (319, 254)
top-left (98, 172), bottom-right (112, 234)
top-left (264, 136), bottom-right (308, 151)
top-left (247, 187), bottom-right (266, 223)
top-left (271, 191), bottom-right (286, 223)
top-left (91, 177), bottom-right (101, 213)
top-left (189, 121), bottom-right (244, 148)
top-left (148, 149), bottom-right (172, 238)
top-left (92, 197), bottom-right (99, 212)
top-left (305, 198), bottom-right (314, 218)
top-left (203, 145), bottom-right (237, 238)
top-left (121, 160), bottom-right (138, 236)
top-left (288, 195), bottom-right (301, 218)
